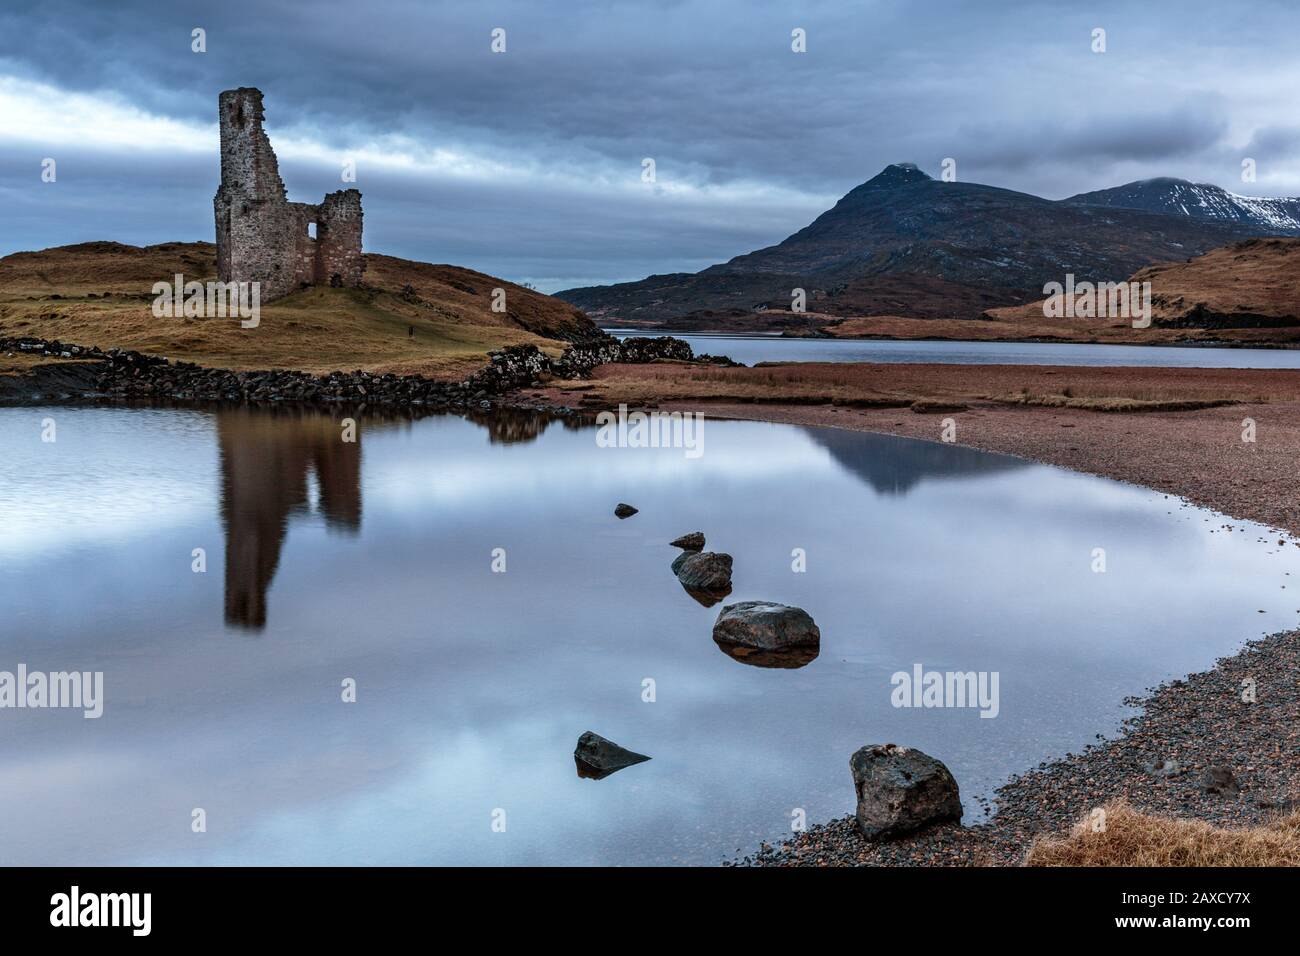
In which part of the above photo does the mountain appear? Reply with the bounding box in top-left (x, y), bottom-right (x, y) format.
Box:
top-left (558, 164), bottom-right (1282, 325)
top-left (1065, 178), bottom-right (1300, 234)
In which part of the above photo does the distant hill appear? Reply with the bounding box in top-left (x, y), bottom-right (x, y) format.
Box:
top-left (1065, 178), bottom-right (1300, 234)
top-left (559, 164), bottom-right (1282, 326)
top-left (990, 237), bottom-right (1300, 331)
top-left (0, 241), bottom-right (602, 379)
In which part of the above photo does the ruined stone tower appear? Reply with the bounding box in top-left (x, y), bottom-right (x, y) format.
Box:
top-left (214, 88), bottom-right (364, 302)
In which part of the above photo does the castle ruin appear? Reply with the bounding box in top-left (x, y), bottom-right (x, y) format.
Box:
top-left (214, 88), bottom-right (364, 302)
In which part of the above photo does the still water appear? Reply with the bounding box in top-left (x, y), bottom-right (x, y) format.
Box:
top-left (605, 330), bottom-right (1300, 369)
top-left (1, 406), bottom-right (1295, 865)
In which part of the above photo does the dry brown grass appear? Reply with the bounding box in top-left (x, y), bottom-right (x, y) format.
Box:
top-left (992, 392), bottom-right (1244, 413)
top-left (0, 352), bottom-right (79, 376)
top-left (567, 360), bottom-right (1278, 414)
top-left (1024, 800), bottom-right (1300, 867)
top-left (825, 314), bottom-right (1128, 342)
top-left (0, 241), bottom-right (595, 380)
top-left (575, 376), bottom-right (911, 408)
top-left (990, 238), bottom-right (1300, 338)
top-left (0, 286), bottom-right (560, 380)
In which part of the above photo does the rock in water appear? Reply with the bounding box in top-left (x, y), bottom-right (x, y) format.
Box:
top-left (574, 731), bottom-right (651, 780)
top-left (671, 551), bottom-right (733, 590)
top-left (712, 601), bottom-right (820, 652)
top-left (669, 531), bottom-right (705, 551)
top-left (681, 584), bottom-right (732, 608)
top-left (614, 503), bottom-right (638, 519)
top-left (714, 640), bottom-right (818, 669)
top-left (850, 743), bottom-right (962, 840)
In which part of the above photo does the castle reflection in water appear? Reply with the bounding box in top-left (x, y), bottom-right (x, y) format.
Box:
top-left (218, 409), bottom-right (362, 629)
top-left (215, 407), bottom-right (576, 630)
top-left (215, 406), bottom-right (1024, 630)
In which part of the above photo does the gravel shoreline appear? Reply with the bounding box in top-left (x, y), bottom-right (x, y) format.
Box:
top-left (734, 628), bottom-right (1300, 866)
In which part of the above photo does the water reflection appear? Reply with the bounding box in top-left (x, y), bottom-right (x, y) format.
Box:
top-left (3, 405), bottom-right (1300, 865)
top-left (714, 640), bottom-right (820, 669)
top-left (217, 407), bottom-right (582, 629)
top-left (218, 409), bottom-right (362, 630)
top-left (462, 407), bottom-right (581, 444)
top-left (807, 426), bottom-right (1027, 495)
top-left (213, 407), bottom-right (1031, 630)
top-left (680, 583), bottom-right (732, 607)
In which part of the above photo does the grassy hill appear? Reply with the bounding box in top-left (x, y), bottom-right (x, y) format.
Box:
top-left (983, 237), bottom-right (1300, 343)
top-left (0, 241), bottom-right (601, 380)
top-left (788, 237), bottom-right (1300, 346)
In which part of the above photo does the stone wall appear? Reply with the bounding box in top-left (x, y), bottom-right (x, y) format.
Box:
top-left (214, 88), bottom-right (364, 301)
top-left (0, 335), bottom-right (709, 409)
top-left (317, 190), bottom-right (365, 287)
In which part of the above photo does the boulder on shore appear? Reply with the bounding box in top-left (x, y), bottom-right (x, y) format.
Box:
top-left (669, 531), bottom-right (705, 551)
top-left (671, 551), bottom-right (733, 591)
top-left (711, 601), bottom-right (820, 652)
top-left (850, 743), bottom-right (962, 840)
top-left (614, 503), bottom-right (638, 519)
top-left (574, 731), bottom-right (651, 780)
top-left (1202, 765), bottom-right (1240, 796)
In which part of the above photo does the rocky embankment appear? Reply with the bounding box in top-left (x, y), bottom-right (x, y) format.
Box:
top-left (0, 334), bottom-right (706, 409)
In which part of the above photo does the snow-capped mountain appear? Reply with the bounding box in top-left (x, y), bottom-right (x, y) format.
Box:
top-left (1065, 178), bottom-right (1300, 234)
top-left (559, 164), bottom-right (1265, 323)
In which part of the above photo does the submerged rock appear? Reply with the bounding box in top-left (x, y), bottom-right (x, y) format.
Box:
top-left (614, 503), bottom-right (639, 519)
top-left (672, 551), bottom-right (733, 590)
top-left (851, 743), bottom-right (962, 840)
top-left (711, 601), bottom-right (819, 653)
top-left (669, 531), bottom-right (706, 552)
top-left (681, 584), bottom-right (732, 608)
top-left (574, 731), bottom-right (651, 780)
top-left (714, 641), bottom-right (819, 669)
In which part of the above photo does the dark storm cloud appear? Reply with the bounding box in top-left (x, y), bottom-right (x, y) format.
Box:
top-left (2, 0), bottom-right (1298, 287)
top-left (1244, 125), bottom-right (1300, 157)
top-left (961, 108), bottom-right (1229, 176)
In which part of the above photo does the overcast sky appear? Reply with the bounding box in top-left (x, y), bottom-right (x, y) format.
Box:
top-left (2, 0), bottom-right (1299, 291)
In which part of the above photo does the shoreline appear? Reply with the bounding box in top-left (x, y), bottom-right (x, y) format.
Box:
top-left (605, 327), bottom-right (1300, 351)
top-left (519, 370), bottom-right (1300, 864)
top-left (535, 360), bottom-right (1300, 537)
top-left (8, 341), bottom-right (1300, 865)
top-left (0, 334), bottom-right (696, 412)
top-left (694, 407), bottom-right (1300, 864)
top-left (737, 627), bottom-right (1300, 866)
